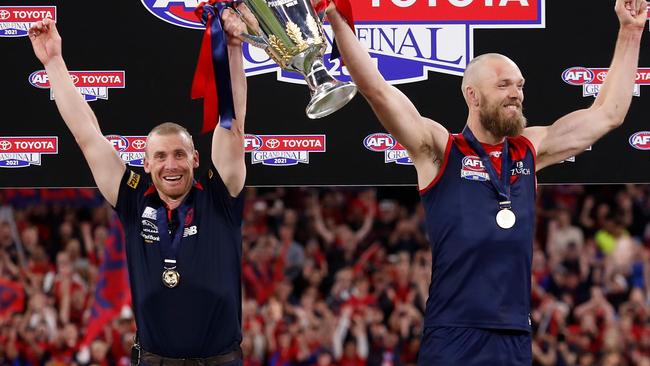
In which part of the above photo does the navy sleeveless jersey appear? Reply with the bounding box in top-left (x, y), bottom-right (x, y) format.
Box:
top-left (114, 165), bottom-right (244, 357)
top-left (420, 133), bottom-right (536, 332)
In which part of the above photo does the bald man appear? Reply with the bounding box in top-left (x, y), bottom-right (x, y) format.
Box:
top-left (324, 0), bottom-right (646, 364)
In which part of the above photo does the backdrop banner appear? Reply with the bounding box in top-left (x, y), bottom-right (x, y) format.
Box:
top-left (1, 0), bottom-right (649, 187)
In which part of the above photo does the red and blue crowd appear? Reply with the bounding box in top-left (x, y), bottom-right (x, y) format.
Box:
top-left (0, 185), bottom-right (649, 366)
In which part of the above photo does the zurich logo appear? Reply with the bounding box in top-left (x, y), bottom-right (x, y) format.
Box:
top-left (141, 0), bottom-right (202, 30)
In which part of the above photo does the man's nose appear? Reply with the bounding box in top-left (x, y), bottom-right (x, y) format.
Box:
top-left (163, 156), bottom-right (179, 169)
top-left (508, 85), bottom-right (520, 98)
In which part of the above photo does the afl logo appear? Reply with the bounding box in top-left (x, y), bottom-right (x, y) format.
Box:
top-left (363, 133), bottom-right (396, 152)
top-left (629, 131), bottom-right (650, 150)
top-left (462, 156), bottom-right (485, 171)
top-left (461, 156), bottom-right (489, 182)
top-left (244, 134), bottom-right (262, 152)
top-left (106, 135), bottom-right (129, 152)
top-left (562, 67), bottom-right (594, 86)
top-left (141, 0), bottom-right (202, 29)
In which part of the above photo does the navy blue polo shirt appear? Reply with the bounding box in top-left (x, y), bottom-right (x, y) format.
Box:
top-left (420, 133), bottom-right (536, 332)
top-left (114, 165), bottom-right (244, 357)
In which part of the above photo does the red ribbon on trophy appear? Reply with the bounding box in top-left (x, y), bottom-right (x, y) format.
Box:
top-left (192, 0), bottom-right (236, 133)
top-left (314, 0), bottom-right (355, 61)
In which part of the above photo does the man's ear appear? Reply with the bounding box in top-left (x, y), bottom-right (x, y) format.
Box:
top-left (143, 156), bottom-right (151, 173)
top-left (193, 150), bottom-right (200, 169)
top-left (467, 86), bottom-right (480, 107)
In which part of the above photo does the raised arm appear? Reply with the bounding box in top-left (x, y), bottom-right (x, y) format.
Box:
top-left (326, 4), bottom-right (449, 188)
top-left (211, 6), bottom-right (249, 197)
top-left (28, 19), bottom-right (125, 206)
top-left (523, 0), bottom-right (647, 171)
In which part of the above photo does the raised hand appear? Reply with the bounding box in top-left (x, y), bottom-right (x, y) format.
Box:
top-left (28, 18), bottom-right (61, 66)
top-left (221, 3), bottom-right (258, 47)
top-left (615, 0), bottom-right (648, 30)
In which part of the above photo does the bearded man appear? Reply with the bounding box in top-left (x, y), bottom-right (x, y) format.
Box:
top-left (320, 0), bottom-right (647, 364)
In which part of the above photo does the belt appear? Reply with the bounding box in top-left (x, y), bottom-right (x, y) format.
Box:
top-left (140, 348), bottom-right (242, 366)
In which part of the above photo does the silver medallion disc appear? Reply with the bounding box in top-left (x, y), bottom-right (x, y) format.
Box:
top-left (496, 208), bottom-right (516, 229)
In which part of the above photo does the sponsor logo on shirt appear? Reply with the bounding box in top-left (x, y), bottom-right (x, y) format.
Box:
top-left (126, 171), bottom-right (141, 189)
top-left (460, 155), bottom-right (489, 181)
top-left (141, 219), bottom-right (160, 243)
top-left (140, 232), bottom-right (160, 243)
top-left (183, 226), bottom-right (197, 237)
top-left (510, 160), bottom-right (531, 176)
top-left (141, 220), bottom-right (158, 234)
top-left (142, 206), bottom-right (157, 220)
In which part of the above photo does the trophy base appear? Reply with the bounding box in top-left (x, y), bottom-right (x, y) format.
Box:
top-left (306, 81), bottom-right (357, 119)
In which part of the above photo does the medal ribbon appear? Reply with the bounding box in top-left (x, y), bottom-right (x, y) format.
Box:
top-left (192, 0), bottom-right (236, 133)
top-left (462, 127), bottom-right (511, 206)
top-left (156, 205), bottom-right (189, 270)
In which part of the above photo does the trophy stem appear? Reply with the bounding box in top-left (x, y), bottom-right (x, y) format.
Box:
top-left (304, 60), bottom-right (357, 119)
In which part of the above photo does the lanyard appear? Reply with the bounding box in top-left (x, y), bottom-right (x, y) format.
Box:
top-left (462, 127), bottom-right (511, 206)
top-left (156, 204), bottom-right (189, 269)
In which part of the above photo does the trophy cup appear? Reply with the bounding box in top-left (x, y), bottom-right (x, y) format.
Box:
top-left (234, 0), bottom-right (357, 119)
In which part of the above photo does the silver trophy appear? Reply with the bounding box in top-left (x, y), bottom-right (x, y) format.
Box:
top-left (233, 0), bottom-right (357, 118)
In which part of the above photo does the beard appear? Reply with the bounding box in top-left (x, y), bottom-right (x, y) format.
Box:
top-left (479, 95), bottom-right (527, 138)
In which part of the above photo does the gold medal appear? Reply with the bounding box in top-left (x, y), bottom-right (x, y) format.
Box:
top-left (162, 268), bottom-right (180, 288)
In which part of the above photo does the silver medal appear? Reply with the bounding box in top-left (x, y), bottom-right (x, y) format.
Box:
top-left (162, 268), bottom-right (180, 288)
top-left (496, 208), bottom-right (516, 229)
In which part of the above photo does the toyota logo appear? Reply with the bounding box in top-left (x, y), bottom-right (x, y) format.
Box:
top-left (0, 140), bottom-right (12, 151)
top-left (266, 139), bottom-right (280, 149)
top-left (0, 10), bottom-right (10, 20)
top-left (131, 139), bottom-right (146, 150)
top-left (70, 75), bottom-right (79, 84)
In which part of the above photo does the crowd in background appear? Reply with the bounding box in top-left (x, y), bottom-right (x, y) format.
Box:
top-left (0, 184), bottom-right (648, 366)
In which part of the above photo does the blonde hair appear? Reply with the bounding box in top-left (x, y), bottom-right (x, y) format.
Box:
top-left (146, 122), bottom-right (195, 155)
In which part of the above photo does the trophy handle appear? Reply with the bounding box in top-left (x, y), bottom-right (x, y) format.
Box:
top-left (229, 5), bottom-right (269, 49)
